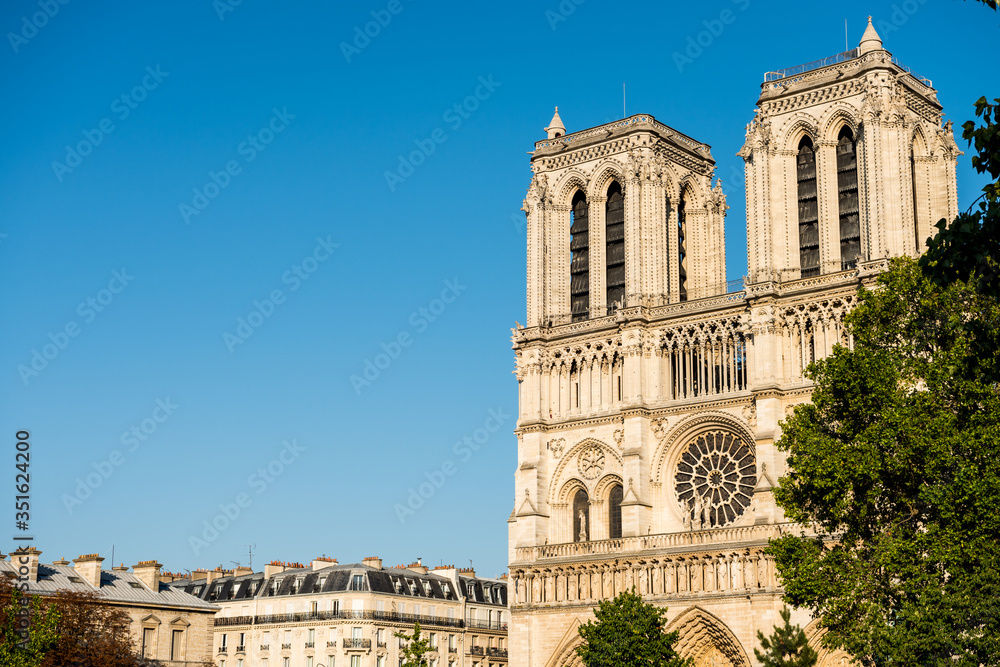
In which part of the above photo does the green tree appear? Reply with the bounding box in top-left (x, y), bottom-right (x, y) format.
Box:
top-left (921, 95), bottom-right (1000, 300)
top-left (768, 258), bottom-right (1000, 666)
top-left (575, 590), bottom-right (691, 667)
top-left (395, 622), bottom-right (432, 667)
top-left (0, 576), bottom-right (60, 667)
top-left (754, 607), bottom-right (818, 667)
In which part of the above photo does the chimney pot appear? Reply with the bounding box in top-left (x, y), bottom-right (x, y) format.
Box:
top-left (13, 547), bottom-right (41, 583)
top-left (132, 560), bottom-right (163, 591)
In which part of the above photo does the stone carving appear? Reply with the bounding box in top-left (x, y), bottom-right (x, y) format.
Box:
top-left (651, 418), bottom-right (668, 440)
top-left (613, 429), bottom-right (624, 448)
top-left (578, 446), bottom-right (605, 480)
top-left (578, 509), bottom-right (588, 542)
top-left (549, 438), bottom-right (565, 458)
top-left (742, 401), bottom-right (757, 428)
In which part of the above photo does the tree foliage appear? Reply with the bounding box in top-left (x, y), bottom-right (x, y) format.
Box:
top-left (754, 607), bottom-right (818, 667)
top-left (575, 590), bottom-right (691, 667)
top-left (921, 96), bottom-right (1000, 301)
top-left (395, 622), bottom-right (432, 667)
top-left (768, 258), bottom-right (1000, 666)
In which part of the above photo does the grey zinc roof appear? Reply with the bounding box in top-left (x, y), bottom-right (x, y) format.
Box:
top-left (0, 561), bottom-right (218, 612)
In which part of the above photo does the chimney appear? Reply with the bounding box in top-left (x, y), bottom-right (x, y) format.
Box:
top-left (112, 563), bottom-right (128, 572)
top-left (312, 556), bottom-right (338, 571)
top-left (406, 560), bottom-right (428, 575)
top-left (204, 569), bottom-right (222, 586)
top-left (73, 554), bottom-right (104, 588)
top-left (14, 547), bottom-right (41, 583)
top-left (459, 566), bottom-right (476, 578)
top-left (191, 569), bottom-right (208, 581)
top-left (264, 561), bottom-right (287, 579)
top-left (233, 566), bottom-right (253, 577)
top-left (133, 560), bottom-right (163, 592)
top-left (361, 556), bottom-right (381, 569)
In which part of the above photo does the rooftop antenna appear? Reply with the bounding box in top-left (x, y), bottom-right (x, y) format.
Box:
top-left (110, 545), bottom-right (114, 568)
top-left (623, 83), bottom-right (626, 118)
top-left (845, 19), bottom-right (849, 51)
top-left (240, 544), bottom-right (256, 571)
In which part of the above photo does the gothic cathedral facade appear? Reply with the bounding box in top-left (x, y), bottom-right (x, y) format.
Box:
top-left (508, 20), bottom-right (960, 667)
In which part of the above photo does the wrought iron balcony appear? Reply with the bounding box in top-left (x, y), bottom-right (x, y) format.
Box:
top-left (377, 641), bottom-right (387, 649)
top-left (235, 645), bottom-right (245, 653)
top-left (327, 641), bottom-right (336, 648)
top-left (344, 638), bottom-right (371, 649)
top-left (470, 646), bottom-right (483, 656)
top-left (213, 608), bottom-right (466, 629)
top-left (260, 644), bottom-right (270, 651)
top-left (487, 647), bottom-right (509, 659)
top-left (282, 643), bottom-right (291, 650)
top-left (218, 647), bottom-right (228, 654)
top-left (305, 642), bottom-right (315, 648)
top-left (448, 647), bottom-right (457, 654)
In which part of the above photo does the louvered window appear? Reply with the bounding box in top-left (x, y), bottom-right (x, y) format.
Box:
top-left (836, 127), bottom-right (861, 269)
top-left (797, 137), bottom-right (820, 277)
top-left (678, 193), bottom-right (688, 301)
top-left (605, 182), bottom-right (625, 310)
top-left (608, 484), bottom-right (623, 539)
top-left (570, 191), bottom-right (590, 321)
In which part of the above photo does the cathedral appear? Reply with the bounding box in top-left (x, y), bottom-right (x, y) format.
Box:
top-left (507, 19), bottom-right (960, 667)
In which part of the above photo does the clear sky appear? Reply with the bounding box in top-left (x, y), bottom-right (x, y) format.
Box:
top-left (0, 0), bottom-right (996, 578)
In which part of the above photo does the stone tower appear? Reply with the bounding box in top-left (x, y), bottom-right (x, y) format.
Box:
top-left (508, 19), bottom-right (960, 667)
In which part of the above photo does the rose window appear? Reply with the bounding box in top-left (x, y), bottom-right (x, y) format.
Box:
top-left (675, 431), bottom-right (756, 528)
top-left (578, 446), bottom-right (605, 480)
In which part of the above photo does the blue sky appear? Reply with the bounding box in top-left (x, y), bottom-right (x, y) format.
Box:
top-left (0, 0), bottom-right (996, 577)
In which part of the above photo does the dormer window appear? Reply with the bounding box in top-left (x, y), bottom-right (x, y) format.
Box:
top-left (423, 581), bottom-right (432, 596)
top-left (442, 583), bottom-right (451, 599)
top-left (393, 579), bottom-right (402, 593)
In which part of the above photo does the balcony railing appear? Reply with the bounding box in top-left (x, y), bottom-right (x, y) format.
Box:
top-left (464, 619), bottom-right (508, 631)
top-left (344, 639), bottom-right (372, 649)
top-left (513, 523), bottom-right (809, 562)
top-left (327, 641), bottom-right (336, 648)
top-left (487, 648), bottom-right (509, 659)
top-left (282, 643), bottom-right (291, 650)
top-left (235, 645), bottom-right (245, 653)
top-left (214, 609), bottom-right (466, 629)
top-left (470, 646), bottom-right (483, 656)
top-left (260, 644), bottom-right (270, 651)
top-left (448, 647), bottom-right (457, 654)
top-left (377, 642), bottom-right (387, 649)
top-left (305, 642), bottom-right (315, 648)
top-left (218, 647), bottom-right (228, 654)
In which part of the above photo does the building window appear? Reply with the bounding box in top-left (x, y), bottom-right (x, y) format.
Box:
top-left (570, 190), bottom-right (590, 321)
top-left (237, 660), bottom-right (244, 667)
top-left (573, 489), bottom-right (590, 542)
top-left (605, 181), bottom-right (625, 310)
top-left (142, 627), bottom-right (155, 658)
top-left (221, 634), bottom-right (228, 649)
top-left (353, 627), bottom-right (363, 640)
top-left (609, 483), bottom-right (624, 539)
top-left (429, 633), bottom-right (436, 648)
top-left (283, 659), bottom-right (289, 667)
top-left (796, 136), bottom-right (820, 277)
top-left (836, 126), bottom-right (861, 269)
top-left (351, 656), bottom-right (361, 667)
top-left (262, 660), bottom-right (268, 667)
top-left (677, 191), bottom-right (688, 300)
top-left (311, 601), bottom-right (318, 615)
top-left (350, 574), bottom-right (366, 591)
top-left (306, 658), bottom-right (313, 667)
top-left (171, 629), bottom-right (184, 660)
top-left (378, 657), bottom-right (386, 667)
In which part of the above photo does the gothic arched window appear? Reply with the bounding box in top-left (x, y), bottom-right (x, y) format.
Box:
top-left (572, 489), bottom-right (589, 542)
top-left (608, 484), bottom-right (623, 539)
top-left (836, 127), bottom-right (861, 270)
top-left (796, 137), bottom-right (820, 278)
top-left (678, 190), bottom-right (688, 301)
top-left (605, 182), bottom-right (625, 310)
top-left (570, 191), bottom-right (590, 322)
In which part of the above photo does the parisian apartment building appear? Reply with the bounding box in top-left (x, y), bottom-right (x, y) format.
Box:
top-left (0, 549), bottom-right (217, 665)
top-left (166, 556), bottom-right (508, 667)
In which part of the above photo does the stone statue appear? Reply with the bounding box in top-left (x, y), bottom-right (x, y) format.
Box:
top-left (757, 553), bottom-right (767, 588)
top-left (638, 567), bottom-right (648, 595)
top-left (652, 564), bottom-right (662, 595)
top-left (744, 554), bottom-right (755, 589)
top-left (717, 557), bottom-right (728, 591)
top-left (578, 510), bottom-right (588, 542)
top-left (678, 562), bottom-right (688, 592)
top-left (544, 575), bottom-right (554, 601)
top-left (705, 559), bottom-right (716, 592)
top-left (567, 572), bottom-right (576, 601)
top-left (603, 568), bottom-right (613, 599)
top-left (531, 575), bottom-right (540, 603)
top-left (580, 571), bottom-right (590, 600)
top-left (666, 561), bottom-right (676, 594)
top-left (732, 555), bottom-right (743, 590)
top-left (701, 497), bottom-right (713, 530)
top-left (691, 495), bottom-right (703, 531)
top-left (691, 558), bottom-right (702, 592)
top-left (624, 567), bottom-right (634, 592)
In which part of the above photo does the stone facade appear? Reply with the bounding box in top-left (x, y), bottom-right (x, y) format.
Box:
top-left (508, 20), bottom-right (959, 667)
top-left (169, 557), bottom-right (507, 667)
